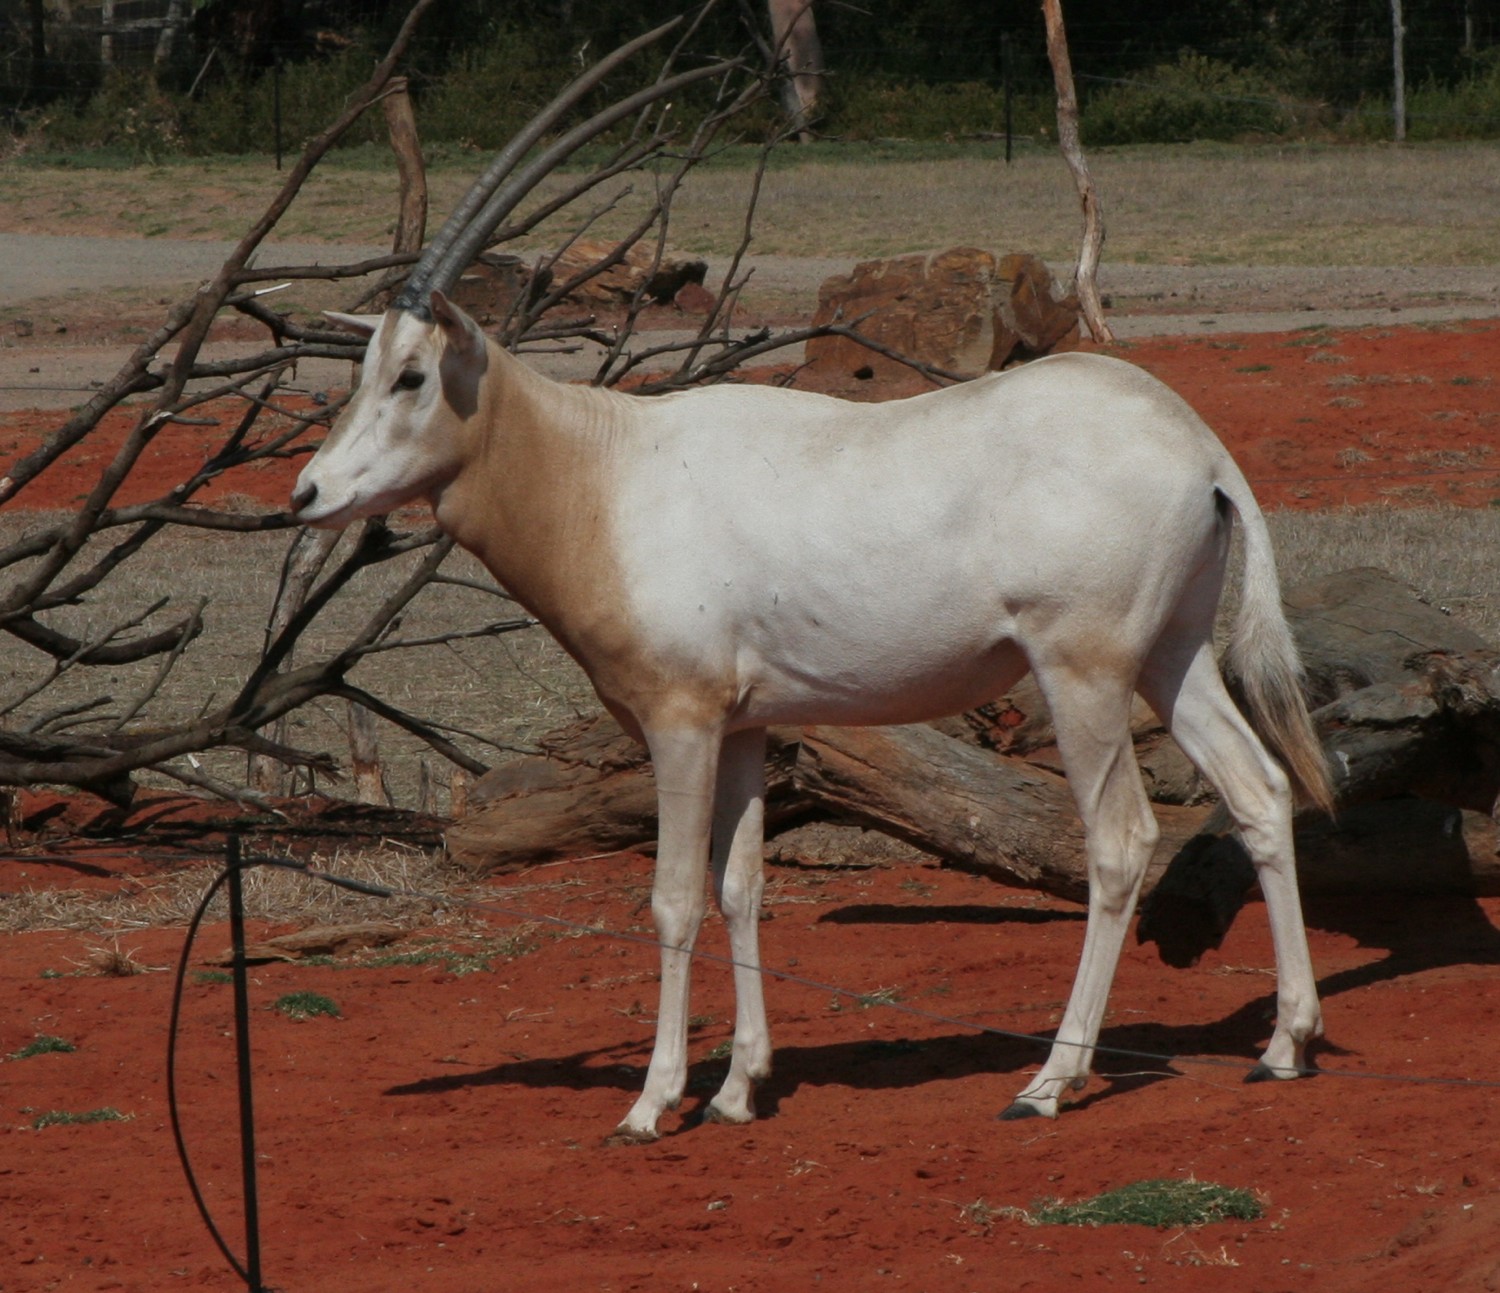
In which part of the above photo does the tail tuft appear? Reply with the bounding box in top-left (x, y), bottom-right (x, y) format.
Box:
top-left (1224, 492), bottom-right (1336, 817)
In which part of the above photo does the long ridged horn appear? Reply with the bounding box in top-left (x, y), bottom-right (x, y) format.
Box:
top-left (395, 15), bottom-right (738, 316)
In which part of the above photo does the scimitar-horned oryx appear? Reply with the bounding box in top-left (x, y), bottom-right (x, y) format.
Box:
top-left (290, 96), bottom-right (1333, 1151)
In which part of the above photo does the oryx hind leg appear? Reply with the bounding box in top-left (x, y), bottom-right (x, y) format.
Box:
top-left (1001, 666), bottom-right (1159, 1120)
top-left (1139, 639), bottom-right (1322, 1081)
top-left (704, 727), bottom-right (772, 1126)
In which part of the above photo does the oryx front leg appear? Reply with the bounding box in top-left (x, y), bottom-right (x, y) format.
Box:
top-left (611, 724), bottom-right (720, 1145)
top-left (1002, 675), bottom-right (1159, 1121)
top-left (704, 727), bottom-right (771, 1126)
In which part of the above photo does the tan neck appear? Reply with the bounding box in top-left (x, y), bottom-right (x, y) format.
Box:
top-left (434, 342), bottom-right (630, 654)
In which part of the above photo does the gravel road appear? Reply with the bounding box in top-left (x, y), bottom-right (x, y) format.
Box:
top-left (4, 232), bottom-right (1500, 412)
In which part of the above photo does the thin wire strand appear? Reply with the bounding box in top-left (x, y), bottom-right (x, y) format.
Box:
top-left (166, 866), bottom-right (254, 1286)
top-left (251, 852), bottom-right (1500, 1093)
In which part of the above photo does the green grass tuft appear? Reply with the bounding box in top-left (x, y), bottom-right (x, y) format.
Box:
top-left (1031, 1178), bottom-right (1263, 1228)
top-left (273, 991), bottom-right (341, 1021)
top-left (9, 1034), bottom-right (76, 1060)
top-left (32, 1107), bottom-right (129, 1129)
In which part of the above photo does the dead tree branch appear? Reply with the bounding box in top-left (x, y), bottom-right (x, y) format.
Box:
top-left (0, 6), bottom-right (820, 810)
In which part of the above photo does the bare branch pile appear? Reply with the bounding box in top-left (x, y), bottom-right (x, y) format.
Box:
top-left (0, 4), bottom-right (820, 808)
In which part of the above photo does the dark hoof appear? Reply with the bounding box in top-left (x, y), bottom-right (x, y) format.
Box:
top-left (1244, 1061), bottom-right (1310, 1084)
top-left (602, 1126), bottom-right (659, 1147)
top-left (998, 1100), bottom-right (1046, 1122)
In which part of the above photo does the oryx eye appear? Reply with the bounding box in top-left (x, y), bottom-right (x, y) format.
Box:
top-left (394, 369), bottom-right (425, 392)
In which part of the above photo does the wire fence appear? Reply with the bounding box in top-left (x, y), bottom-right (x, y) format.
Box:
top-left (5, 19), bottom-right (1500, 144)
top-left (159, 826), bottom-right (1500, 1287)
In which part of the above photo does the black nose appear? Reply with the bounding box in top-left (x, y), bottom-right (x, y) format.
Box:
top-left (291, 481), bottom-right (317, 512)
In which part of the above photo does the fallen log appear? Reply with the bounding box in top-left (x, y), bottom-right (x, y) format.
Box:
top-left (1277, 565), bottom-right (1491, 704)
top-left (792, 722), bottom-right (1201, 904)
top-left (445, 707), bottom-right (1500, 961)
top-left (444, 568), bottom-right (1500, 954)
top-left (444, 720), bottom-right (804, 871)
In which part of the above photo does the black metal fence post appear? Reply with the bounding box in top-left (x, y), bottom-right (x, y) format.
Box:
top-left (1002, 31), bottom-right (1014, 164)
top-left (226, 836), bottom-right (267, 1292)
top-left (273, 53), bottom-right (283, 170)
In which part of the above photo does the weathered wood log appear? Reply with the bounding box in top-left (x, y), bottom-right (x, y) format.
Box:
top-left (798, 724), bottom-right (1500, 970)
top-left (792, 722), bottom-right (1203, 903)
top-left (444, 568), bottom-right (1500, 948)
top-left (1277, 566), bottom-right (1490, 704)
top-left (224, 921), bottom-right (407, 965)
top-left (1141, 572), bottom-right (1500, 962)
top-left (445, 711), bottom-right (1500, 935)
top-left (949, 566), bottom-right (1499, 811)
top-left (444, 718), bottom-right (805, 872)
top-left (444, 717), bottom-right (658, 871)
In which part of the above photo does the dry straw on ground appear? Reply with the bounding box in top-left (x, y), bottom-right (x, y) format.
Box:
top-left (3, 142), bottom-right (1498, 266)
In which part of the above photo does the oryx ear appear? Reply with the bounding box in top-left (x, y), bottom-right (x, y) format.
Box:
top-left (430, 290), bottom-right (484, 356)
top-left (322, 311), bottom-right (381, 338)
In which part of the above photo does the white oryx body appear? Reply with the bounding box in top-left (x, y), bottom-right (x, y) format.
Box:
top-left (293, 293), bottom-right (1332, 1140)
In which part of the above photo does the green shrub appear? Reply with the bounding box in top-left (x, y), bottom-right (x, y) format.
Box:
top-left (182, 46), bottom-right (383, 155)
top-left (1084, 53), bottom-right (1293, 145)
top-left (823, 73), bottom-right (1051, 141)
top-left (31, 70), bottom-right (184, 160)
top-left (273, 990), bottom-right (341, 1020)
top-left (415, 26), bottom-right (562, 150)
top-left (1344, 53), bottom-right (1500, 142)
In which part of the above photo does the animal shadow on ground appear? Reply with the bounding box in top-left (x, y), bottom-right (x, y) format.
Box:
top-left (385, 886), bottom-right (1500, 1123)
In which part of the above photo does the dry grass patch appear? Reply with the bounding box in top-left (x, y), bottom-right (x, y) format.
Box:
top-left (0, 516), bottom-right (598, 814)
top-left (0, 842), bottom-right (489, 936)
top-left (1267, 506), bottom-right (1500, 640)
top-left (4, 141), bottom-right (1500, 266)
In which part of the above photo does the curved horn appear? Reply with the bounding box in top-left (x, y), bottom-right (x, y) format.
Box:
top-left (395, 15), bottom-right (737, 316)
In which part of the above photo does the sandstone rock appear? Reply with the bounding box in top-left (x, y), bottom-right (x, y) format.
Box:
top-left (449, 252), bottom-right (543, 325)
top-left (549, 238), bottom-right (708, 307)
top-left (805, 247), bottom-right (1081, 383)
top-left (448, 240), bottom-right (709, 323)
top-left (996, 252), bottom-right (1082, 363)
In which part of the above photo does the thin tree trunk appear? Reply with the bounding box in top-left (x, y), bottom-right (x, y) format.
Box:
top-left (154, 0), bottom-right (186, 69)
top-left (373, 76), bottom-right (428, 309)
top-left (767, 0), bottom-right (823, 139)
top-left (1040, 0), bottom-right (1113, 343)
top-left (348, 703), bottom-right (393, 806)
top-left (1391, 0), bottom-right (1408, 142)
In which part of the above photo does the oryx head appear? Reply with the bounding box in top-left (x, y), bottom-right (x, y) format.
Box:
top-left (288, 13), bottom-right (731, 529)
top-left (290, 291), bottom-right (487, 529)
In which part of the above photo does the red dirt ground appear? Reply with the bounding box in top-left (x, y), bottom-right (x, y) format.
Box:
top-left (2, 319), bottom-right (1498, 514)
top-left (3, 321), bottom-right (1500, 1293)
